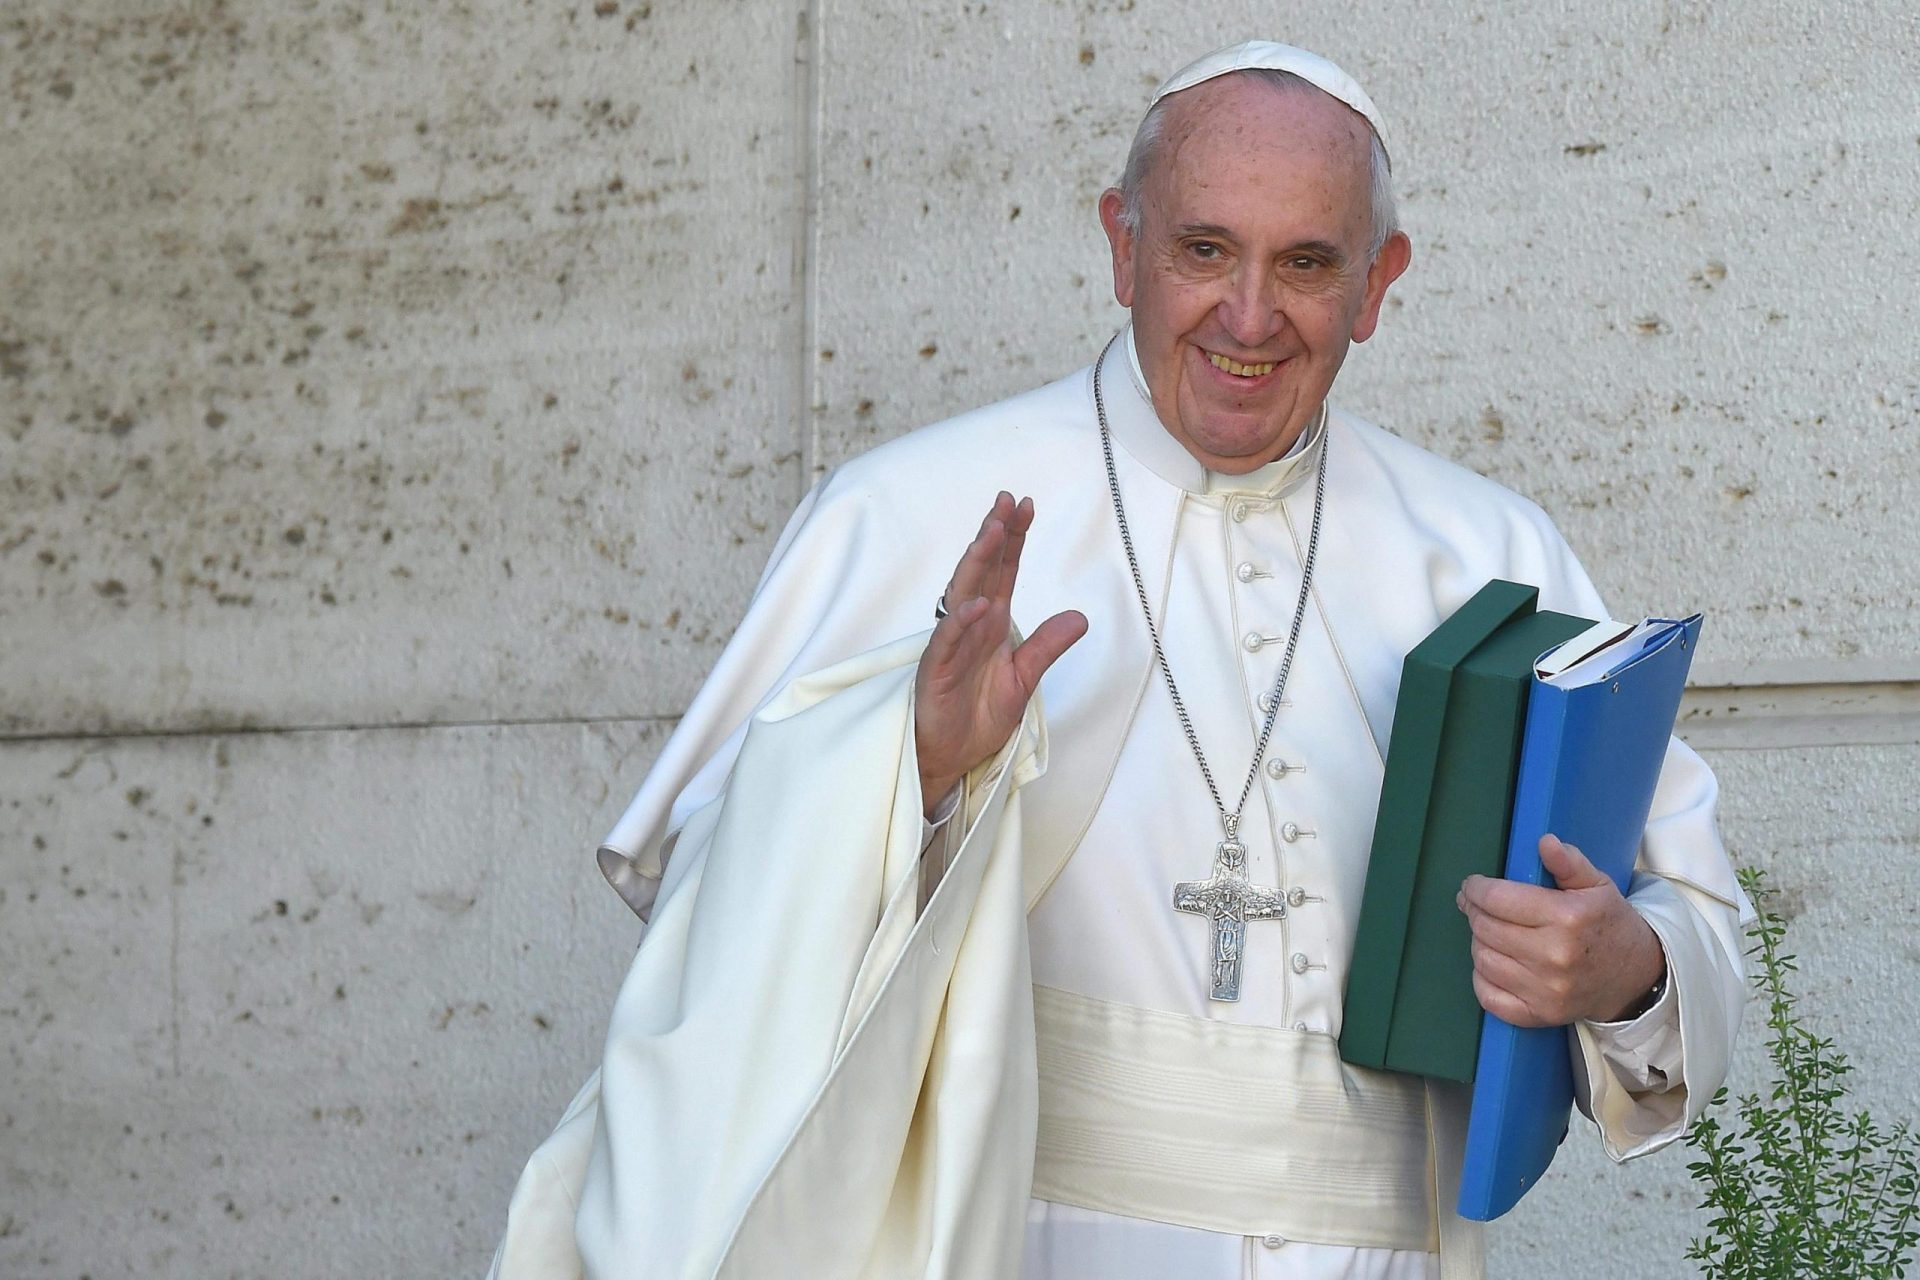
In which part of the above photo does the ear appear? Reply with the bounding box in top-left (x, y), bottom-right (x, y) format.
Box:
top-left (1350, 230), bottom-right (1412, 343)
top-left (1097, 187), bottom-right (1137, 309)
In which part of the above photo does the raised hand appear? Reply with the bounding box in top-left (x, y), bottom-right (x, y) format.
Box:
top-left (1456, 834), bottom-right (1668, 1026)
top-left (914, 492), bottom-right (1088, 819)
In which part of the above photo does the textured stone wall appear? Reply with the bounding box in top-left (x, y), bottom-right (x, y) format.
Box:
top-left (3, 2), bottom-right (1915, 1276)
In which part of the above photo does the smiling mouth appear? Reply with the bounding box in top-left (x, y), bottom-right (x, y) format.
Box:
top-left (1205, 351), bottom-right (1278, 378)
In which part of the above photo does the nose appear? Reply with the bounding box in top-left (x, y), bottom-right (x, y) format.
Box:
top-left (1217, 264), bottom-right (1282, 348)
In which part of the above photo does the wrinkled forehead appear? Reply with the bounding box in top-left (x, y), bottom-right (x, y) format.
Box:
top-left (1159, 72), bottom-right (1377, 165)
top-left (1144, 79), bottom-right (1379, 244)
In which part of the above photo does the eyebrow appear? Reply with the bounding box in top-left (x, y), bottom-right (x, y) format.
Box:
top-left (1174, 225), bottom-right (1350, 269)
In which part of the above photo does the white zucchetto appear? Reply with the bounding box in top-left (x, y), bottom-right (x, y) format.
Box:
top-left (1150, 40), bottom-right (1389, 159)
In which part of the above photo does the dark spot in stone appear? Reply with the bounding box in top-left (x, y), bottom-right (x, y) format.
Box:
top-left (360, 163), bottom-right (395, 183)
top-left (1079, 45), bottom-right (1096, 66)
top-left (274, 900), bottom-right (288, 916)
top-left (543, 393), bottom-right (558, 410)
top-left (282, 526), bottom-right (306, 546)
top-left (334, 985), bottom-right (346, 1000)
top-left (1564, 141), bottom-right (1607, 157)
top-left (594, 0), bottom-right (618, 14)
top-left (126, 787), bottom-right (149, 807)
top-left (820, 348), bottom-right (834, 361)
top-left (94, 579), bottom-right (126, 597)
top-left (1009, 205), bottom-right (1021, 220)
top-left (388, 197), bottom-right (443, 235)
top-left (856, 399), bottom-right (874, 417)
top-left (108, 414), bottom-right (134, 437)
top-left (607, 175), bottom-right (624, 194)
top-left (50, 79), bottom-right (74, 99)
top-left (918, 343), bottom-right (938, 358)
top-left (533, 1014), bottom-right (552, 1030)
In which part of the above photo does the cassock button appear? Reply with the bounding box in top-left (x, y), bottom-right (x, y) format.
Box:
top-left (1236, 561), bottom-right (1258, 583)
top-left (1281, 821), bottom-right (1301, 843)
top-left (1230, 500), bottom-right (1251, 523)
top-left (1266, 757), bottom-right (1289, 779)
top-left (1291, 952), bottom-right (1310, 975)
top-left (1293, 1021), bottom-right (1310, 1033)
top-left (1287, 887), bottom-right (1307, 908)
top-left (1262, 1234), bottom-right (1286, 1249)
top-left (1243, 632), bottom-right (1264, 653)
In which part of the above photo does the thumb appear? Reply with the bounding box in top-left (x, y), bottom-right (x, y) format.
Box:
top-left (1010, 609), bottom-right (1089, 693)
top-left (1539, 833), bottom-right (1610, 891)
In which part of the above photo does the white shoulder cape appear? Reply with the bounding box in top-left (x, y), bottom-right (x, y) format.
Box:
top-left (491, 634), bottom-right (1048, 1279)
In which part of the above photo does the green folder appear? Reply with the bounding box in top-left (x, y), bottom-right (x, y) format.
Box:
top-left (1339, 580), bottom-right (1595, 1083)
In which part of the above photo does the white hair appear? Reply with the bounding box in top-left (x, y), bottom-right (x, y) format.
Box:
top-left (1116, 68), bottom-right (1398, 260)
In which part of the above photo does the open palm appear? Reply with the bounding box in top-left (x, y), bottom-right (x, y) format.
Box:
top-left (914, 492), bottom-right (1088, 817)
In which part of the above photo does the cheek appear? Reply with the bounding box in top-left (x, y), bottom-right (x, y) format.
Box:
top-left (1145, 277), bottom-right (1224, 336)
top-left (1292, 295), bottom-right (1363, 350)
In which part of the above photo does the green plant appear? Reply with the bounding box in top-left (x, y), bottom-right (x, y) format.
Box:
top-left (1685, 866), bottom-right (1920, 1278)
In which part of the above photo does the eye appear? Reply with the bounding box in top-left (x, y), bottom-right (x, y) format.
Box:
top-left (1187, 241), bottom-right (1224, 261)
top-left (1287, 255), bottom-right (1324, 271)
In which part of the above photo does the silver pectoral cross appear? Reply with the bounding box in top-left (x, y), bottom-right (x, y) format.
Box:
top-left (1173, 829), bottom-right (1288, 1002)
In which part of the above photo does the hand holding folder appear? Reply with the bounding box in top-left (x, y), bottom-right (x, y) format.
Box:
top-left (1339, 581), bottom-right (1702, 1220)
top-left (1456, 611), bottom-right (1702, 1221)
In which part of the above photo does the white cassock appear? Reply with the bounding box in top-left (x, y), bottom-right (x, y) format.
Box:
top-left (487, 330), bottom-right (1749, 1280)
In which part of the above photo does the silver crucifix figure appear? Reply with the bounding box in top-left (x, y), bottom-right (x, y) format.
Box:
top-left (1173, 822), bottom-right (1288, 1002)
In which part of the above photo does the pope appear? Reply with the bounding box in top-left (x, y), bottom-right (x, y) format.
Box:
top-left (488, 40), bottom-right (1749, 1280)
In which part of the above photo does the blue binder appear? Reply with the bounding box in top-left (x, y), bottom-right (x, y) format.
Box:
top-left (1456, 613), bottom-right (1704, 1221)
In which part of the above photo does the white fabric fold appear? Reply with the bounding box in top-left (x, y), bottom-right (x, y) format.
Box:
top-left (492, 634), bottom-right (1049, 1280)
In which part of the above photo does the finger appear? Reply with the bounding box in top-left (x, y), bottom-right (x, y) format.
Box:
top-left (1471, 937), bottom-right (1553, 1001)
top-left (1458, 900), bottom-right (1542, 961)
top-left (945, 517), bottom-right (1007, 608)
top-left (1471, 969), bottom-right (1548, 1028)
top-left (922, 595), bottom-right (994, 680)
top-left (1010, 609), bottom-right (1089, 694)
top-left (949, 597), bottom-right (1012, 675)
top-left (1538, 833), bottom-right (1610, 891)
top-left (1459, 874), bottom-right (1567, 928)
top-left (988, 496), bottom-right (1035, 604)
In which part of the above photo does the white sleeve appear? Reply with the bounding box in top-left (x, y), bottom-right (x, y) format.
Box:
top-left (1570, 738), bottom-right (1753, 1162)
top-left (917, 780), bottom-right (966, 912)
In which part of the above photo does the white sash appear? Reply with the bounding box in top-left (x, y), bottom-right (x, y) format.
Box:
top-left (1030, 984), bottom-right (1439, 1252)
